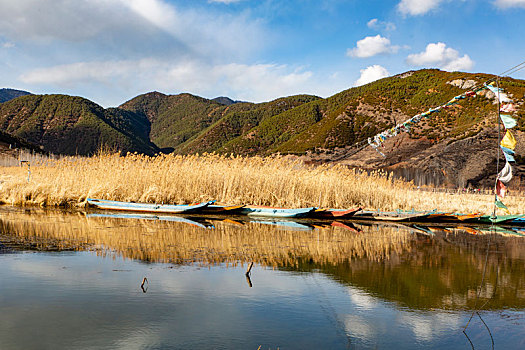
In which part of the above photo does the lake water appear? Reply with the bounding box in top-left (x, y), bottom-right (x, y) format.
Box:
top-left (0, 207), bottom-right (524, 349)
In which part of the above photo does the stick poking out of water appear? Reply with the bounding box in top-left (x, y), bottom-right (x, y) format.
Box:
top-left (141, 277), bottom-right (149, 293)
top-left (245, 262), bottom-right (254, 276)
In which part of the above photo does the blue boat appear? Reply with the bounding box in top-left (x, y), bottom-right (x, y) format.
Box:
top-left (238, 206), bottom-right (316, 218)
top-left (87, 198), bottom-right (214, 214)
top-left (509, 216), bottom-right (525, 225)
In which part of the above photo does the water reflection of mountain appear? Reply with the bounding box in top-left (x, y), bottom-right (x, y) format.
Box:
top-left (0, 207), bottom-right (524, 311)
top-left (289, 230), bottom-right (525, 311)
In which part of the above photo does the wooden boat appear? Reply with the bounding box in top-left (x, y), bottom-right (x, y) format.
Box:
top-left (510, 216), bottom-right (525, 225)
top-left (469, 214), bottom-right (524, 225)
top-left (352, 210), bottom-right (431, 222)
top-left (309, 207), bottom-right (362, 219)
top-left (424, 212), bottom-right (484, 222)
top-left (201, 204), bottom-right (245, 214)
top-left (86, 198), bottom-right (214, 214)
top-left (237, 205), bottom-right (316, 218)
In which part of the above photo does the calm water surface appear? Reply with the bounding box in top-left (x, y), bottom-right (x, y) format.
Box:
top-left (0, 207), bottom-right (524, 349)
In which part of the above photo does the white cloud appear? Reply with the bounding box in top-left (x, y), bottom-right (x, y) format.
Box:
top-left (20, 59), bottom-right (316, 104)
top-left (347, 35), bottom-right (399, 58)
top-left (0, 0), bottom-right (264, 60)
top-left (399, 312), bottom-right (462, 341)
top-left (397, 0), bottom-right (444, 16)
top-left (406, 42), bottom-right (474, 71)
top-left (2, 41), bottom-right (14, 48)
top-left (367, 19), bottom-right (379, 28)
top-left (367, 18), bottom-right (396, 31)
top-left (354, 65), bottom-right (390, 86)
top-left (493, 0), bottom-right (525, 8)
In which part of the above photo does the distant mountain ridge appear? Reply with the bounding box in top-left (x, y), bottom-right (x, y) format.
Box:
top-left (0, 88), bottom-right (31, 103)
top-left (212, 96), bottom-right (244, 105)
top-left (2, 69), bottom-right (525, 187)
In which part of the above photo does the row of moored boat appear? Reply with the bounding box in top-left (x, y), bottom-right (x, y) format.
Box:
top-left (86, 198), bottom-right (525, 225)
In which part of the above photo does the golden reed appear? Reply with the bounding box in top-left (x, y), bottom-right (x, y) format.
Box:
top-left (0, 152), bottom-right (522, 213)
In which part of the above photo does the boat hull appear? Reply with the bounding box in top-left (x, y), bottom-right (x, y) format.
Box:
top-left (238, 206), bottom-right (315, 218)
top-left (310, 208), bottom-right (362, 219)
top-left (87, 198), bottom-right (213, 214)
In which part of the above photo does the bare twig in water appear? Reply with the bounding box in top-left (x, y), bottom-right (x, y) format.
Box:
top-left (246, 262), bottom-right (254, 276)
top-left (141, 277), bottom-right (149, 293)
top-left (462, 329), bottom-right (475, 350)
top-left (477, 311), bottom-right (495, 350)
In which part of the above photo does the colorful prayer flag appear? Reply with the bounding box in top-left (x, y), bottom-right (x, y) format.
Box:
top-left (495, 198), bottom-right (510, 214)
top-left (496, 180), bottom-right (507, 198)
top-left (500, 114), bottom-right (517, 129)
top-left (500, 103), bottom-right (516, 113)
top-left (498, 161), bottom-right (513, 184)
top-left (500, 130), bottom-right (517, 150)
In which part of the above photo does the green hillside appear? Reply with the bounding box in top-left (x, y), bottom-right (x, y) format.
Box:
top-left (218, 70), bottom-right (524, 156)
top-left (119, 92), bottom-right (246, 151)
top-left (177, 94), bottom-right (321, 154)
top-left (119, 92), bottom-right (319, 153)
top-left (0, 94), bottom-right (159, 155)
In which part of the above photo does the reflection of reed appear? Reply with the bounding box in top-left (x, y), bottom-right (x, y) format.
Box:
top-left (0, 208), bottom-right (414, 265)
top-left (1, 208), bottom-right (524, 310)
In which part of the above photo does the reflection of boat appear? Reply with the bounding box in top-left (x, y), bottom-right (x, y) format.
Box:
top-left (460, 225), bottom-right (525, 237)
top-left (331, 221), bottom-right (360, 232)
top-left (87, 198), bottom-right (214, 214)
top-left (409, 224), bottom-right (525, 238)
top-left (509, 227), bottom-right (525, 236)
top-left (310, 207), bottom-right (362, 219)
top-left (353, 210), bottom-right (431, 222)
top-left (238, 206), bottom-right (316, 218)
top-left (248, 219), bottom-right (314, 231)
top-left (86, 213), bottom-right (213, 229)
top-left (222, 218), bottom-right (245, 226)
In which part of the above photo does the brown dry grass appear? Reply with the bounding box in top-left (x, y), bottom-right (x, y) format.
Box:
top-left (0, 152), bottom-right (522, 214)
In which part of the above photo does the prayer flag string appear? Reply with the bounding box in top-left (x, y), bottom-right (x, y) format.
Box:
top-left (366, 85), bottom-right (488, 156)
top-left (484, 83), bottom-right (519, 206)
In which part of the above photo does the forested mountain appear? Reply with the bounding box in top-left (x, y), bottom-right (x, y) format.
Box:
top-left (2, 69), bottom-right (525, 187)
top-left (119, 92), bottom-right (319, 152)
top-left (0, 94), bottom-right (159, 155)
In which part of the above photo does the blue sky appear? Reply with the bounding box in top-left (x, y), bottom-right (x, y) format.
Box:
top-left (1, 0), bottom-right (524, 107)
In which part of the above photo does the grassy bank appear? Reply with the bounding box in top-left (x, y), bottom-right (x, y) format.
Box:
top-left (0, 152), bottom-right (521, 213)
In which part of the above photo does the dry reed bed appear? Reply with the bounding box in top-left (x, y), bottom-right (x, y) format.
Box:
top-left (0, 152), bottom-right (522, 213)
